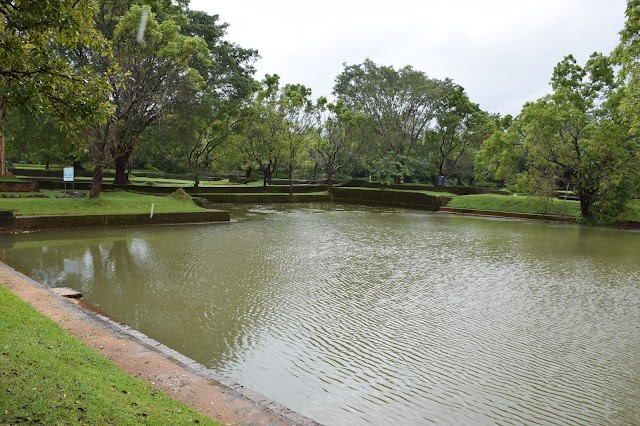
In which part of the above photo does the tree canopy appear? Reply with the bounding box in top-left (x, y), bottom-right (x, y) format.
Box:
top-left (475, 53), bottom-right (639, 221)
top-left (0, 0), bottom-right (112, 176)
top-left (334, 59), bottom-right (443, 177)
top-left (84, 1), bottom-right (257, 197)
top-left (614, 0), bottom-right (640, 134)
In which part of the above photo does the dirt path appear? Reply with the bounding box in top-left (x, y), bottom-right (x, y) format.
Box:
top-left (0, 262), bottom-right (319, 426)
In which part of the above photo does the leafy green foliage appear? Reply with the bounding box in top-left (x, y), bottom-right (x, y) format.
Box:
top-left (422, 81), bottom-right (491, 181)
top-left (312, 99), bottom-right (366, 188)
top-left (137, 9), bottom-right (258, 181)
top-left (96, 4), bottom-right (210, 186)
top-left (474, 116), bottom-right (525, 184)
top-left (334, 59), bottom-right (443, 164)
top-left (371, 154), bottom-right (414, 188)
top-left (475, 53), bottom-right (639, 221)
top-left (5, 110), bottom-right (73, 167)
top-left (236, 74), bottom-right (286, 187)
top-left (613, 0), bottom-right (640, 134)
top-left (280, 83), bottom-right (319, 193)
top-left (0, 0), bottom-right (113, 176)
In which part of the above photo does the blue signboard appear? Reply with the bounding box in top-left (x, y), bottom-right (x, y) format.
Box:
top-left (63, 167), bottom-right (74, 182)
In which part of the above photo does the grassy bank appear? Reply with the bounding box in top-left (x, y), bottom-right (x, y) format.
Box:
top-left (447, 194), bottom-right (582, 217)
top-left (0, 286), bottom-right (217, 425)
top-left (1, 190), bottom-right (205, 216)
top-left (341, 186), bottom-right (458, 197)
top-left (446, 194), bottom-right (640, 222)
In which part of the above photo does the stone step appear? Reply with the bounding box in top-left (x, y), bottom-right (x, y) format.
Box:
top-left (52, 287), bottom-right (82, 299)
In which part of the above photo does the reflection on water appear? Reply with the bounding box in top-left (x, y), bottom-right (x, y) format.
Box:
top-left (2, 205), bottom-right (640, 425)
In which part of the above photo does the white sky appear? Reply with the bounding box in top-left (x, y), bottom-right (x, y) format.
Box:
top-left (189, 0), bottom-right (627, 116)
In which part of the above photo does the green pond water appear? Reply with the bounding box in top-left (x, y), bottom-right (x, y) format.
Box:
top-left (2, 205), bottom-right (640, 425)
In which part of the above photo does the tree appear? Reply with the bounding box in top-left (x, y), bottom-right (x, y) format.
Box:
top-left (280, 84), bottom-right (318, 194)
top-left (186, 100), bottom-right (246, 186)
top-left (613, 0), bottom-right (640, 134)
top-left (88, 4), bottom-right (210, 197)
top-left (137, 9), bottom-right (258, 184)
top-left (477, 53), bottom-right (639, 221)
top-left (312, 99), bottom-right (366, 189)
top-left (334, 59), bottom-right (442, 182)
top-left (371, 154), bottom-right (414, 188)
top-left (0, 0), bottom-right (112, 176)
top-left (423, 81), bottom-right (490, 182)
top-left (6, 110), bottom-right (72, 168)
top-left (474, 115), bottom-right (526, 185)
top-left (240, 75), bottom-right (286, 188)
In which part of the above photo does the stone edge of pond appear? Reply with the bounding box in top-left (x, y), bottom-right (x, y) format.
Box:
top-left (0, 261), bottom-right (321, 426)
top-left (0, 210), bottom-right (231, 234)
top-left (438, 207), bottom-right (576, 223)
top-left (439, 207), bottom-right (640, 229)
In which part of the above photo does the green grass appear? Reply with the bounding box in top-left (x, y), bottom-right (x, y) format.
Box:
top-left (412, 190), bottom-right (458, 197)
top-left (221, 191), bottom-right (329, 196)
top-left (1, 190), bottom-right (205, 216)
top-left (342, 187), bottom-right (457, 197)
top-left (447, 194), bottom-right (640, 222)
top-left (11, 164), bottom-right (63, 170)
top-left (447, 194), bottom-right (582, 217)
top-left (0, 286), bottom-right (217, 425)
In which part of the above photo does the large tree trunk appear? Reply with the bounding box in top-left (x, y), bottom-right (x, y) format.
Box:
top-left (579, 195), bottom-right (592, 218)
top-left (327, 169), bottom-right (333, 191)
top-left (113, 152), bottom-right (130, 185)
top-left (0, 91), bottom-right (7, 177)
top-left (90, 164), bottom-right (103, 198)
top-left (262, 164), bottom-right (274, 189)
top-left (245, 166), bottom-right (252, 178)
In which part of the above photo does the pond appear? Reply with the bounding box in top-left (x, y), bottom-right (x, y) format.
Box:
top-left (2, 205), bottom-right (640, 425)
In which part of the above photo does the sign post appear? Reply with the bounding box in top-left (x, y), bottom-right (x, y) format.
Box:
top-left (63, 167), bottom-right (74, 194)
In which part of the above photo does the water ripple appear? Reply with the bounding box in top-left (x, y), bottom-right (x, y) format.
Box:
top-left (3, 208), bottom-right (640, 425)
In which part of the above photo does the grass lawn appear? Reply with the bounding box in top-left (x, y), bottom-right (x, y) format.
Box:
top-left (10, 164), bottom-right (62, 170)
top-left (412, 190), bottom-right (458, 197)
top-left (344, 187), bottom-right (457, 197)
top-left (447, 194), bottom-right (640, 222)
top-left (128, 177), bottom-right (264, 187)
top-left (0, 190), bottom-right (205, 216)
top-left (0, 286), bottom-right (217, 425)
top-left (447, 194), bottom-right (582, 217)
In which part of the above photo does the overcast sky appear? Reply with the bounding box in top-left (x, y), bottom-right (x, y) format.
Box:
top-left (189, 0), bottom-right (627, 116)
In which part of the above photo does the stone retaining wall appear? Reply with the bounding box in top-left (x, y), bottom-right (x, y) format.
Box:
top-left (331, 188), bottom-right (443, 210)
top-left (133, 184), bottom-right (328, 195)
top-left (0, 210), bottom-right (230, 234)
top-left (439, 207), bottom-right (576, 222)
top-left (198, 193), bottom-right (331, 204)
top-left (0, 181), bottom-right (39, 192)
top-left (340, 180), bottom-right (511, 196)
